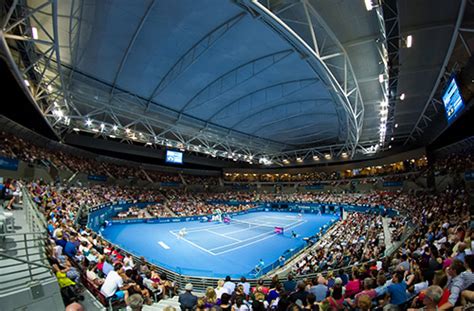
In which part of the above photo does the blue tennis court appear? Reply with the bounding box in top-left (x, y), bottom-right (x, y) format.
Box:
top-left (101, 211), bottom-right (338, 278)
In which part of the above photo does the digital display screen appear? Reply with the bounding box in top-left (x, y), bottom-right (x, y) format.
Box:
top-left (442, 76), bottom-right (465, 123)
top-left (165, 150), bottom-right (183, 164)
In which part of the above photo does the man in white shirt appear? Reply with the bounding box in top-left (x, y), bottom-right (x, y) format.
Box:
top-left (100, 263), bottom-right (129, 302)
top-left (223, 276), bottom-right (236, 293)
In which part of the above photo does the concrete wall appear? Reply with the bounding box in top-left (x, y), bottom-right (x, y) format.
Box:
top-left (0, 279), bottom-right (64, 311)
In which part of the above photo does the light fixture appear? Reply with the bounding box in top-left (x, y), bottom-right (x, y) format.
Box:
top-left (406, 35), bottom-right (413, 48)
top-left (341, 152), bottom-right (348, 158)
top-left (31, 27), bottom-right (38, 40)
top-left (85, 119), bottom-right (92, 126)
top-left (296, 157), bottom-right (303, 162)
top-left (380, 100), bottom-right (388, 109)
top-left (113, 125), bottom-right (118, 131)
top-left (380, 116), bottom-right (387, 123)
top-left (145, 142), bottom-right (152, 146)
top-left (72, 128), bottom-right (80, 132)
top-left (100, 123), bottom-right (105, 129)
top-left (313, 155), bottom-right (319, 161)
top-left (109, 134), bottom-right (116, 138)
top-left (388, 145), bottom-right (392, 149)
top-left (53, 109), bottom-right (64, 118)
top-left (24, 80), bottom-right (30, 87)
top-left (395, 123), bottom-right (399, 128)
top-left (324, 154), bottom-right (331, 159)
top-left (378, 74), bottom-right (384, 83)
top-left (283, 159), bottom-right (290, 164)
top-left (125, 128), bottom-right (131, 134)
top-left (47, 84), bottom-right (53, 92)
top-left (400, 93), bottom-right (405, 101)
top-left (391, 137), bottom-right (394, 141)
top-left (92, 128), bottom-right (99, 132)
top-left (364, 0), bottom-right (374, 11)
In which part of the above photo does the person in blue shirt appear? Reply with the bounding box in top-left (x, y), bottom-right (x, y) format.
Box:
top-left (384, 272), bottom-right (408, 309)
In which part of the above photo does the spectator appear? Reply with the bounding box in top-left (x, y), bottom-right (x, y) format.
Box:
top-left (439, 258), bottom-right (474, 310)
top-left (408, 285), bottom-right (443, 311)
top-left (100, 263), bottom-right (129, 303)
top-left (224, 276), bottom-right (236, 294)
top-left (178, 283), bottom-right (198, 311)
top-left (284, 274), bottom-right (297, 292)
top-left (384, 272), bottom-right (408, 310)
top-left (309, 276), bottom-right (328, 302)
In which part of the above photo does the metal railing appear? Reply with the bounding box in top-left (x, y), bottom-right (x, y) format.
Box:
top-left (0, 188), bottom-right (54, 294)
top-left (0, 232), bottom-right (53, 294)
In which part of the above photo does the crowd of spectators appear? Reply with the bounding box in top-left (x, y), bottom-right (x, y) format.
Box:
top-left (1, 129), bottom-right (473, 309)
top-left (223, 158), bottom-right (428, 184)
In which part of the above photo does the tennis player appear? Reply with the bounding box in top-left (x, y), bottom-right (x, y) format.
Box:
top-left (178, 227), bottom-right (187, 239)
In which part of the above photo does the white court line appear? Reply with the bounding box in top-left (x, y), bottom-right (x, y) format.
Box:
top-left (213, 220), bottom-right (307, 255)
top-left (209, 219), bottom-right (307, 252)
top-left (170, 222), bottom-right (228, 234)
top-left (205, 229), bottom-right (242, 242)
top-left (169, 231), bottom-right (217, 256)
top-left (158, 241), bottom-right (170, 249)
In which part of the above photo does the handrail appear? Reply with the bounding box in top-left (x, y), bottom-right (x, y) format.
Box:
top-left (0, 251), bottom-right (51, 269)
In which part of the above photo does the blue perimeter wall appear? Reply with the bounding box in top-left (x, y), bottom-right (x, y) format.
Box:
top-left (87, 200), bottom-right (398, 233)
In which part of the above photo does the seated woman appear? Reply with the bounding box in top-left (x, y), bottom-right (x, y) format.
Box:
top-left (86, 263), bottom-right (104, 288)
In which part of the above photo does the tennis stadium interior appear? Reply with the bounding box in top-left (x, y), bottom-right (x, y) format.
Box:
top-left (0, 0), bottom-right (474, 310)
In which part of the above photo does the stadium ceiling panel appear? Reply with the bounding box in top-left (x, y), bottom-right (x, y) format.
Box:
top-left (0, 0), bottom-right (467, 166)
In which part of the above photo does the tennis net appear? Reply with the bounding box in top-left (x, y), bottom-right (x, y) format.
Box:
top-left (229, 218), bottom-right (286, 234)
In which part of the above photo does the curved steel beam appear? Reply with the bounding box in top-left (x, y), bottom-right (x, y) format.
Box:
top-left (207, 78), bottom-right (319, 122)
top-left (237, 0), bottom-right (364, 157)
top-left (251, 111), bottom-right (337, 135)
top-left (145, 12), bottom-right (245, 107)
top-left (229, 98), bottom-right (332, 129)
top-left (269, 129), bottom-right (333, 141)
top-left (180, 49), bottom-right (293, 114)
top-left (109, 0), bottom-right (156, 97)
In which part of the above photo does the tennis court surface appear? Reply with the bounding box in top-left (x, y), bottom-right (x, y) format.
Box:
top-left (101, 211), bottom-right (338, 278)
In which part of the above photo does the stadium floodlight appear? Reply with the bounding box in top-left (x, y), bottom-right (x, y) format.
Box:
top-left (400, 93), bottom-right (405, 101)
top-left (146, 142), bottom-right (152, 146)
top-left (283, 159), bottom-right (290, 164)
top-left (313, 155), bottom-right (319, 161)
top-left (324, 154), bottom-right (331, 159)
top-left (72, 128), bottom-right (80, 132)
top-left (389, 145), bottom-right (392, 149)
top-left (380, 116), bottom-right (387, 123)
top-left (296, 157), bottom-right (303, 162)
top-left (85, 119), bottom-right (92, 126)
top-left (112, 125), bottom-right (118, 131)
top-left (109, 134), bottom-right (116, 138)
top-left (341, 152), bottom-right (348, 158)
top-left (394, 123), bottom-right (399, 128)
top-left (125, 128), bottom-right (131, 134)
top-left (100, 123), bottom-right (105, 130)
top-left (31, 27), bottom-right (38, 40)
top-left (53, 109), bottom-right (64, 118)
top-left (24, 79), bottom-right (30, 87)
top-left (391, 137), bottom-right (394, 141)
top-left (47, 84), bottom-right (53, 92)
top-left (406, 35), bottom-right (413, 48)
top-left (378, 74), bottom-right (384, 83)
top-left (92, 128), bottom-right (99, 132)
top-left (364, 0), bottom-right (374, 11)
top-left (380, 100), bottom-right (388, 109)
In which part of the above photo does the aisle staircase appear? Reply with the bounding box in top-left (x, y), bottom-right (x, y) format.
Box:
top-left (143, 296), bottom-right (181, 311)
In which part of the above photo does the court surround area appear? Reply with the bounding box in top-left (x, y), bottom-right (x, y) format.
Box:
top-left (101, 211), bottom-right (338, 278)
